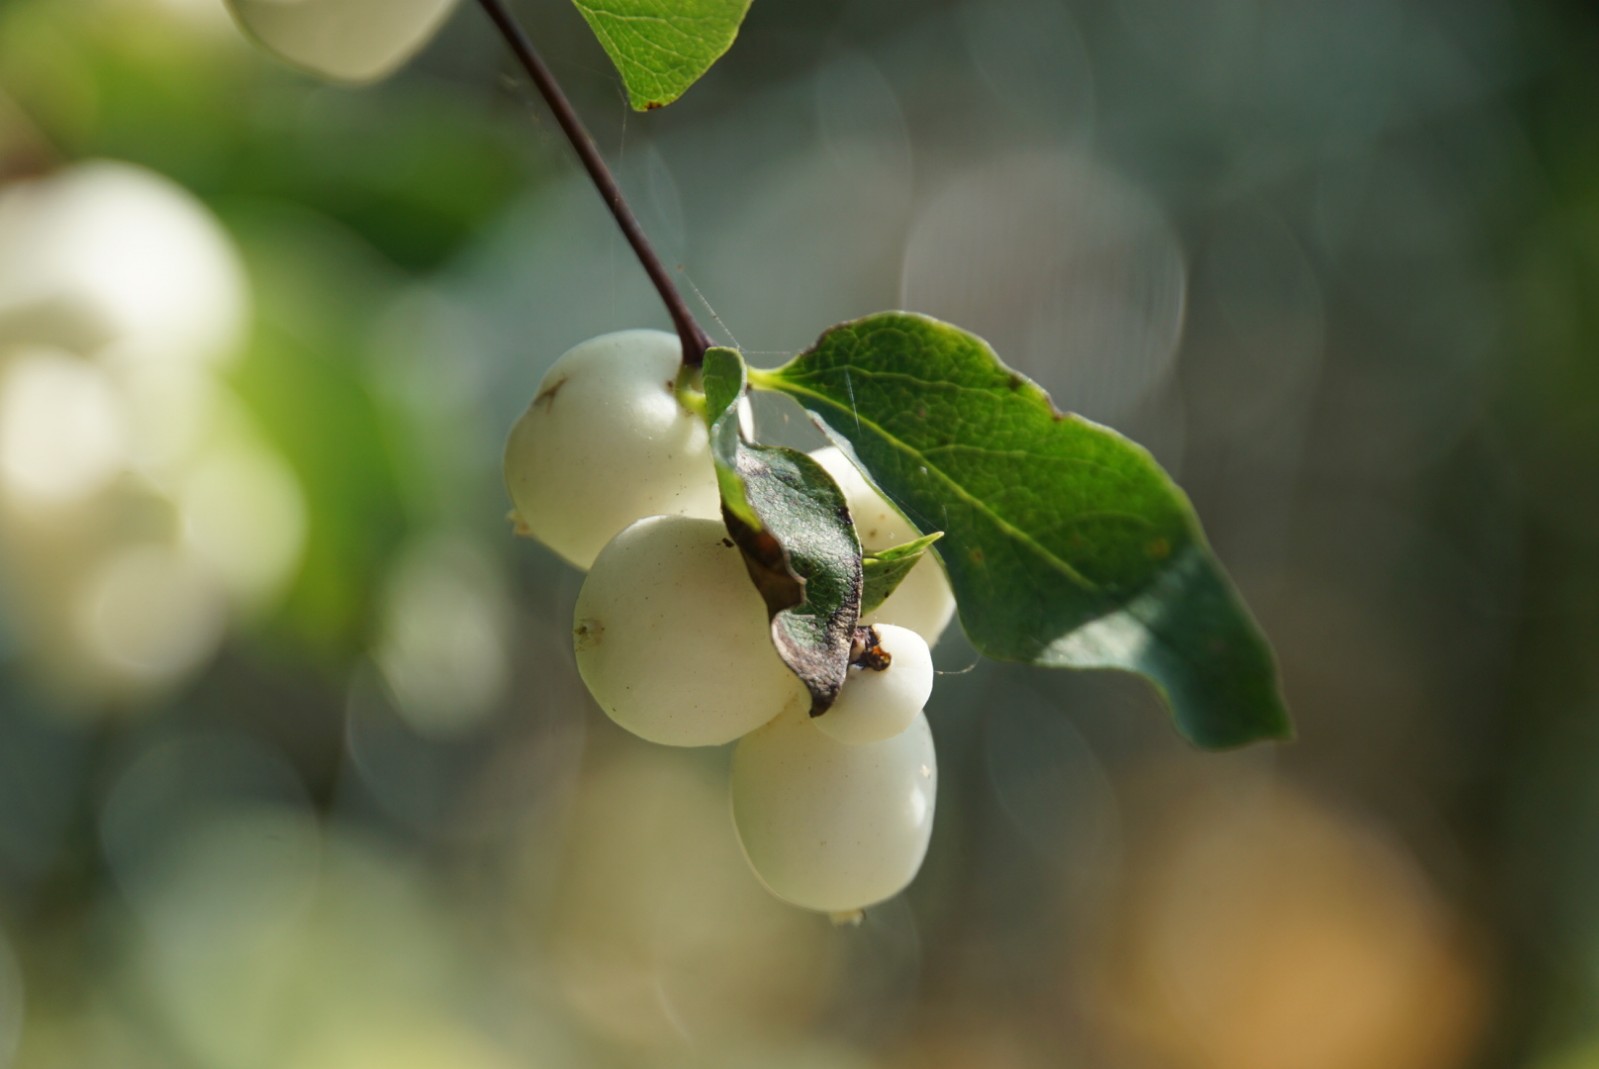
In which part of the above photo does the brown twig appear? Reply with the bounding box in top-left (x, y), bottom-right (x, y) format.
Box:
top-left (474, 0), bottom-right (711, 366)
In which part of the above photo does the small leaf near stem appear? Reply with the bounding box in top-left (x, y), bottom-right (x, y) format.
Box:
top-left (702, 347), bottom-right (864, 714)
top-left (473, 0), bottom-right (710, 366)
top-left (861, 533), bottom-right (944, 616)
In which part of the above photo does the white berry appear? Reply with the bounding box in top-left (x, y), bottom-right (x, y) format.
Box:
top-left (573, 515), bottom-right (807, 747)
top-left (505, 330), bottom-right (722, 570)
top-left (732, 697), bottom-right (937, 915)
top-left (225, 0), bottom-right (461, 84)
top-left (809, 446), bottom-right (956, 646)
top-left (814, 624), bottom-right (933, 746)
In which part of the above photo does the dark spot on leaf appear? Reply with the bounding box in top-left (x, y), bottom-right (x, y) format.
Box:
top-left (725, 514), bottom-right (805, 616)
top-left (1007, 373), bottom-right (1024, 391)
top-left (1147, 537), bottom-right (1171, 561)
top-left (721, 537), bottom-right (734, 548)
top-left (645, 101), bottom-right (664, 110)
top-left (969, 546), bottom-right (985, 565)
top-left (750, 529), bottom-right (785, 565)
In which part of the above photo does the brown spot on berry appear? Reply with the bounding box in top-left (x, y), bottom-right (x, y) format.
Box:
top-left (534, 374), bottom-right (568, 408)
top-left (848, 625), bottom-right (893, 672)
top-left (573, 618), bottom-right (604, 653)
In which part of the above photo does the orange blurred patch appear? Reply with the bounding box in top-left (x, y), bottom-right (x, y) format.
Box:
top-left (1087, 783), bottom-right (1487, 1069)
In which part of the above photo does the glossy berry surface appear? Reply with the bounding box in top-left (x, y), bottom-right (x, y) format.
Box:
top-left (731, 697), bottom-right (937, 914)
top-left (573, 515), bottom-right (807, 747)
top-left (814, 624), bottom-right (933, 746)
top-left (505, 330), bottom-right (722, 570)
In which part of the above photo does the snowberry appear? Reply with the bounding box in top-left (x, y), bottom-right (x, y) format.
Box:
top-left (731, 696), bottom-right (937, 916)
top-left (809, 446), bottom-right (956, 646)
top-left (812, 624), bottom-right (933, 746)
top-left (504, 330), bottom-right (723, 570)
top-left (226, 0), bottom-right (462, 84)
top-left (573, 515), bottom-right (807, 747)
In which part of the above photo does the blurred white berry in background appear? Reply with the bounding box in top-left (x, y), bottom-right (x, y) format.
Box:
top-left (0, 161), bottom-right (305, 708)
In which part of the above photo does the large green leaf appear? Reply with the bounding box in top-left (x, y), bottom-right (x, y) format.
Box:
top-left (701, 347), bottom-right (863, 713)
top-left (571, 0), bottom-right (751, 110)
top-left (753, 313), bottom-right (1290, 749)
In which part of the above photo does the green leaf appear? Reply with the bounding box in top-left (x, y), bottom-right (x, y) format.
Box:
top-left (861, 533), bottom-right (943, 616)
top-left (570, 0), bottom-right (751, 111)
top-left (701, 347), bottom-right (863, 713)
top-left (754, 313), bottom-right (1290, 749)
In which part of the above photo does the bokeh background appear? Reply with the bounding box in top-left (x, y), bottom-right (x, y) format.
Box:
top-left (1, 0), bottom-right (1597, 1065)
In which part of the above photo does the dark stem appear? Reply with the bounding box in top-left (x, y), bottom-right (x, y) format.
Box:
top-left (474, 0), bottom-right (711, 366)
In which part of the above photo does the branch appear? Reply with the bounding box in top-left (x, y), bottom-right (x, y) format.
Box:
top-left (474, 0), bottom-right (711, 366)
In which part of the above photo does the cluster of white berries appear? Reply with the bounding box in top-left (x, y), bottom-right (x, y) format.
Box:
top-left (504, 330), bottom-right (954, 917)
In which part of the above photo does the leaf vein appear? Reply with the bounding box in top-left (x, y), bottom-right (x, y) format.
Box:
top-left (776, 380), bottom-right (1101, 593)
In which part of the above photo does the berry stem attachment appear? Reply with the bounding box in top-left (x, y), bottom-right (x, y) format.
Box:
top-left (473, 0), bottom-right (711, 366)
top-left (848, 625), bottom-right (892, 672)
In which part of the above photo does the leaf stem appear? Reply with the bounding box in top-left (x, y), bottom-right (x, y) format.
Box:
top-left (473, 0), bottom-right (711, 366)
top-left (745, 366), bottom-right (781, 390)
